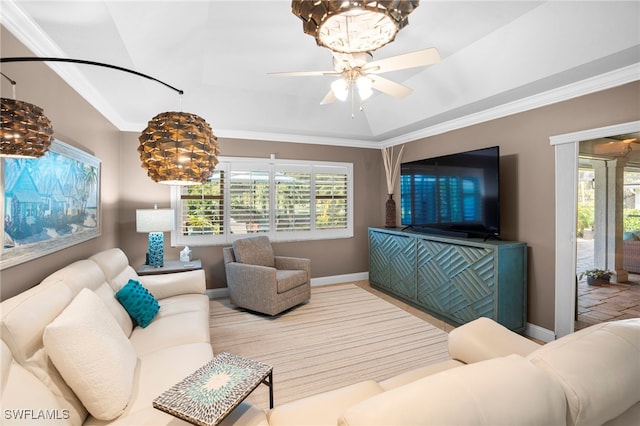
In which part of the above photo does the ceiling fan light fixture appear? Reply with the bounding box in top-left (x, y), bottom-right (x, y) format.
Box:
top-left (0, 97), bottom-right (54, 158)
top-left (331, 78), bottom-right (349, 101)
top-left (356, 76), bottom-right (373, 100)
top-left (138, 111), bottom-right (219, 185)
top-left (292, 0), bottom-right (420, 53)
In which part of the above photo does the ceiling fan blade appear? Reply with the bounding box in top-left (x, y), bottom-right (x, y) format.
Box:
top-left (320, 90), bottom-right (337, 105)
top-left (364, 47), bottom-right (441, 74)
top-left (268, 70), bottom-right (338, 77)
top-left (370, 75), bottom-right (413, 98)
top-left (593, 142), bottom-right (627, 155)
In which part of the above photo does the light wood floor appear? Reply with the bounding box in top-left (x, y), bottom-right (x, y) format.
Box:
top-left (351, 280), bottom-right (457, 333)
top-left (353, 281), bottom-right (547, 344)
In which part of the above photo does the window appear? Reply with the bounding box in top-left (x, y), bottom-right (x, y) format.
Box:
top-left (171, 157), bottom-right (353, 246)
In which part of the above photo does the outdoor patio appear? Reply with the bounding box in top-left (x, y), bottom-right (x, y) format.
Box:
top-left (575, 238), bottom-right (640, 330)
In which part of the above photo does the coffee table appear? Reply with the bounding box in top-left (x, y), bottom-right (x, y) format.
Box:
top-left (153, 352), bottom-right (273, 426)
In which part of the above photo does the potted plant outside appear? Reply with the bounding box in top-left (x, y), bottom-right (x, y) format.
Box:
top-left (579, 269), bottom-right (613, 285)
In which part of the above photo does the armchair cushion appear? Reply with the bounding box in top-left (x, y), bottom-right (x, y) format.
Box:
top-left (276, 270), bottom-right (309, 293)
top-left (232, 235), bottom-right (275, 267)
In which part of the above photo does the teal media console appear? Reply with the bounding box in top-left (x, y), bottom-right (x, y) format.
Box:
top-left (369, 227), bottom-right (527, 333)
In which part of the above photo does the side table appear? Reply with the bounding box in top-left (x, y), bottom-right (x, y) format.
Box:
top-left (137, 259), bottom-right (202, 276)
top-left (153, 352), bottom-right (273, 426)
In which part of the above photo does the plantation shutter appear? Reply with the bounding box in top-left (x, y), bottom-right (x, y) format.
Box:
top-left (315, 166), bottom-right (348, 230)
top-left (229, 165), bottom-right (270, 234)
top-left (275, 167), bottom-right (311, 232)
top-left (172, 158), bottom-right (353, 245)
top-left (178, 169), bottom-right (224, 236)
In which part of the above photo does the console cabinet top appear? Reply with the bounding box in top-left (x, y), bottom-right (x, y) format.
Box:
top-left (369, 227), bottom-right (525, 249)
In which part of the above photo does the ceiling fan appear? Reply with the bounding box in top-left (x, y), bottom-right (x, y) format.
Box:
top-left (593, 135), bottom-right (640, 157)
top-left (269, 47), bottom-right (440, 106)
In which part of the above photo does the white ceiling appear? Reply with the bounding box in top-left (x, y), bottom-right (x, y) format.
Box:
top-left (2, 1), bottom-right (639, 148)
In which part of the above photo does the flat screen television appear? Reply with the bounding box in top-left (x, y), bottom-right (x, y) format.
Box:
top-left (400, 146), bottom-right (500, 238)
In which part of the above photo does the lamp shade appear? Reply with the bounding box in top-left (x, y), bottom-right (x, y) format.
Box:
top-left (136, 208), bottom-right (175, 233)
top-left (0, 97), bottom-right (54, 158)
top-left (292, 1), bottom-right (420, 53)
top-left (138, 111), bottom-right (219, 185)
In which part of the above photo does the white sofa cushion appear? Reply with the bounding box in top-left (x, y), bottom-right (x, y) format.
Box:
top-left (269, 380), bottom-right (384, 426)
top-left (338, 355), bottom-right (567, 426)
top-left (528, 318), bottom-right (640, 426)
top-left (448, 316), bottom-right (541, 363)
top-left (43, 288), bottom-right (137, 420)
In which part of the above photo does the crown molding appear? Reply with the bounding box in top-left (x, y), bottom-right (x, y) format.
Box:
top-left (1, 0), bottom-right (131, 130)
top-left (381, 64), bottom-right (640, 148)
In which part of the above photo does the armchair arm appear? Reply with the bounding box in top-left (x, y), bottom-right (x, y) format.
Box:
top-left (225, 262), bottom-right (278, 299)
top-left (275, 256), bottom-right (311, 276)
top-left (138, 269), bottom-right (206, 299)
top-left (448, 317), bottom-right (541, 364)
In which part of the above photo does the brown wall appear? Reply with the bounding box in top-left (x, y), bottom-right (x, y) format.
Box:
top-left (2, 25), bottom-right (639, 332)
top-left (117, 133), bottom-right (383, 288)
top-left (399, 81), bottom-right (640, 330)
top-left (0, 27), bottom-right (121, 300)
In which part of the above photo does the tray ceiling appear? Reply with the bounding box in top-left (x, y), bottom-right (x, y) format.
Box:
top-left (1, 1), bottom-right (639, 148)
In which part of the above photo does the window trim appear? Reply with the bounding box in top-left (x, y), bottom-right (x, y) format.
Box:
top-left (170, 156), bottom-right (353, 246)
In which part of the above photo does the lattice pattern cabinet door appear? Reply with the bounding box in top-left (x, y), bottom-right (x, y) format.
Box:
top-left (369, 230), bottom-right (416, 301)
top-left (447, 245), bottom-right (496, 324)
top-left (416, 239), bottom-right (453, 317)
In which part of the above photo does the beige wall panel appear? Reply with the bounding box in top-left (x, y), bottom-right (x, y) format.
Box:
top-left (0, 27), bottom-right (120, 300)
top-left (402, 81), bottom-right (640, 330)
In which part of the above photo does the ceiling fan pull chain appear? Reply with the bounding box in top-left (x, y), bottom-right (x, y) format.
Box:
top-left (351, 82), bottom-right (355, 119)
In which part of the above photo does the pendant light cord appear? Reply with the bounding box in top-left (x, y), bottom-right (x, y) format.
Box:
top-left (0, 57), bottom-right (183, 95)
top-left (0, 71), bottom-right (17, 99)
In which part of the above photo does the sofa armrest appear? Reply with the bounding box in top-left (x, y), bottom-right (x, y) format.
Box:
top-left (138, 269), bottom-right (206, 300)
top-left (448, 317), bottom-right (541, 364)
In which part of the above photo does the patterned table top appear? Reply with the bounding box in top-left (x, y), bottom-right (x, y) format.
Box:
top-left (153, 352), bottom-right (273, 426)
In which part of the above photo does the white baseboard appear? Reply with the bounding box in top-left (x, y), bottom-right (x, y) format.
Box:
top-left (206, 272), bottom-right (369, 299)
top-left (525, 322), bottom-right (556, 343)
top-left (310, 272), bottom-right (369, 287)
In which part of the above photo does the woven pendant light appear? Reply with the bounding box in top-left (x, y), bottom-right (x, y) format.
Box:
top-left (138, 111), bottom-right (219, 185)
top-left (292, 0), bottom-right (420, 54)
top-left (0, 97), bottom-right (54, 158)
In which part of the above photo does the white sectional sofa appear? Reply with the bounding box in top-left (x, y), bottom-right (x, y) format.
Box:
top-left (2, 247), bottom-right (639, 426)
top-left (267, 317), bottom-right (640, 426)
top-left (1, 248), bottom-right (265, 426)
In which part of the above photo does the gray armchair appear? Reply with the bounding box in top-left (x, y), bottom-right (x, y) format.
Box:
top-left (222, 235), bottom-right (311, 315)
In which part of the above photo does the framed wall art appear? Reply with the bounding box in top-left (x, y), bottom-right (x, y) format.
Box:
top-left (1, 139), bottom-right (101, 270)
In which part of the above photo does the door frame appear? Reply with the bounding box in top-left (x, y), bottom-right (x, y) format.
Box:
top-left (551, 120), bottom-right (640, 338)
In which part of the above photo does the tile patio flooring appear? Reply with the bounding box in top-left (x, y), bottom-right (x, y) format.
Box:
top-left (576, 238), bottom-right (640, 330)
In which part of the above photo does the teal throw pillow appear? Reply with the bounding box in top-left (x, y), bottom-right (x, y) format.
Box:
top-left (115, 279), bottom-right (159, 328)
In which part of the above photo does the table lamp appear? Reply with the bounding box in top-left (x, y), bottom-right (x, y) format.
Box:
top-left (136, 205), bottom-right (175, 267)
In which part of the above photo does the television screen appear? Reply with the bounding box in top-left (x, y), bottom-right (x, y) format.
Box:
top-left (400, 146), bottom-right (500, 238)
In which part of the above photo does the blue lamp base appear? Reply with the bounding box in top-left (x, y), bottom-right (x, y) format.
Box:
top-left (147, 231), bottom-right (165, 267)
